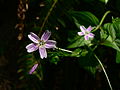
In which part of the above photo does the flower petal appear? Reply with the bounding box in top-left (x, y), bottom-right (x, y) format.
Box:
top-left (26, 43), bottom-right (35, 49)
top-left (26, 43), bottom-right (38, 53)
top-left (84, 35), bottom-right (89, 40)
top-left (78, 32), bottom-right (84, 36)
top-left (29, 64), bottom-right (38, 74)
top-left (39, 47), bottom-right (47, 59)
top-left (41, 30), bottom-right (51, 41)
top-left (80, 26), bottom-right (86, 34)
top-left (86, 26), bottom-right (92, 32)
top-left (45, 40), bottom-right (56, 48)
top-left (88, 33), bottom-right (94, 38)
top-left (28, 32), bottom-right (40, 43)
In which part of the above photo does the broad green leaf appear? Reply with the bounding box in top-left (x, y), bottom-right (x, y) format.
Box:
top-left (81, 49), bottom-right (88, 56)
top-left (68, 11), bottom-right (99, 28)
top-left (102, 35), bottom-right (120, 52)
top-left (112, 17), bottom-right (120, 23)
top-left (101, 20), bottom-right (120, 52)
top-left (68, 35), bottom-right (93, 48)
top-left (116, 51), bottom-right (120, 63)
top-left (67, 36), bottom-right (85, 48)
top-left (99, 0), bottom-right (108, 4)
top-left (100, 27), bottom-right (108, 40)
top-left (104, 23), bottom-right (116, 40)
top-left (115, 39), bottom-right (120, 47)
top-left (113, 21), bottom-right (120, 39)
top-left (72, 17), bottom-right (81, 28)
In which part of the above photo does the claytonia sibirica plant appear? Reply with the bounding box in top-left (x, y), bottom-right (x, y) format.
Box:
top-left (23, 8), bottom-right (115, 89)
top-left (29, 63), bottom-right (38, 74)
top-left (78, 26), bottom-right (95, 40)
top-left (26, 30), bottom-right (56, 59)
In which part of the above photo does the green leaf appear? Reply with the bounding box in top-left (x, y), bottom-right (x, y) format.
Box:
top-left (72, 17), bottom-right (81, 28)
top-left (102, 35), bottom-right (120, 52)
top-left (116, 51), bottom-right (120, 63)
top-left (68, 11), bottom-right (99, 28)
top-left (100, 27), bottom-right (108, 40)
top-left (99, 0), bottom-right (108, 4)
top-left (81, 49), bottom-right (88, 56)
top-left (67, 36), bottom-right (85, 48)
top-left (68, 34), bottom-right (93, 48)
top-left (103, 23), bottom-right (116, 40)
top-left (115, 39), bottom-right (120, 47)
top-left (113, 20), bottom-right (120, 39)
top-left (101, 21), bottom-right (120, 52)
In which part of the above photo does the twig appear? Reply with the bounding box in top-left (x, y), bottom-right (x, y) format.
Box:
top-left (94, 54), bottom-right (113, 90)
top-left (93, 11), bottom-right (111, 32)
top-left (38, 0), bottom-right (58, 36)
top-left (56, 47), bottom-right (73, 53)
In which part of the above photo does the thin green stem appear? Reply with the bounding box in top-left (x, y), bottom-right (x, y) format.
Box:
top-left (56, 47), bottom-right (73, 53)
top-left (94, 54), bottom-right (113, 90)
top-left (93, 11), bottom-right (111, 32)
top-left (56, 46), bottom-right (113, 89)
top-left (38, 0), bottom-right (58, 36)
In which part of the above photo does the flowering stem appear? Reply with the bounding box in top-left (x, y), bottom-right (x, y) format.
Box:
top-left (94, 54), bottom-right (113, 90)
top-left (89, 47), bottom-right (113, 90)
top-left (56, 46), bottom-right (113, 89)
top-left (38, 0), bottom-right (58, 36)
top-left (56, 47), bottom-right (73, 53)
top-left (93, 11), bottom-right (111, 32)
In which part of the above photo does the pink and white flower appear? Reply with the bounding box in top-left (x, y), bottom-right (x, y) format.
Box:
top-left (26, 30), bottom-right (56, 59)
top-left (78, 26), bottom-right (95, 40)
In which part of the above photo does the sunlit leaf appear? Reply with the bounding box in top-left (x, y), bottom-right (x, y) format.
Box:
top-left (102, 35), bottom-right (120, 52)
top-left (99, 0), bottom-right (108, 4)
top-left (68, 36), bottom-right (85, 48)
top-left (104, 23), bottom-right (116, 40)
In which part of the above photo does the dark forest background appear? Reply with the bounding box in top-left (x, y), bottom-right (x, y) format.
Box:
top-left (0, 0), bottom-right (120, 90)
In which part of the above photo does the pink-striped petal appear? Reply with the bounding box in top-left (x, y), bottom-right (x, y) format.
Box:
top-left (26, 43), bottom-right (38, 53)
top-left (88, 33), bottom-right (94, 38)
top-left (80, 26), bottom-right (86, 34)
top-left (45, 40), bottom-right (56, 48)
top-left (29, 64), bottom-right (38, 74)
top-left (26, 43), bottom-right (35, 49)
top-left (28, 32), bottom-right (40, 43)
top-left (84, 35), bottom-right (89, 40)
top-left (41, 30), bottom-right (51, 42)
top-left (39, 47), bottom-right (47, 59)
top-left (78, 32), bottom-right (84, 36)
top-left (86, 26), bottom-right (92, 32)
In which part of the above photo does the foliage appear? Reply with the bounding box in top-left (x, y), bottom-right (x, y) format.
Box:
top-left (14, 0), bottom-right (120, 90)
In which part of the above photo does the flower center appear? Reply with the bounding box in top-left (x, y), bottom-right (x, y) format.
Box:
top-left (38, 40), bottom-right (45, 47)
top-left (85, 31), bottom-right (89, 35)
